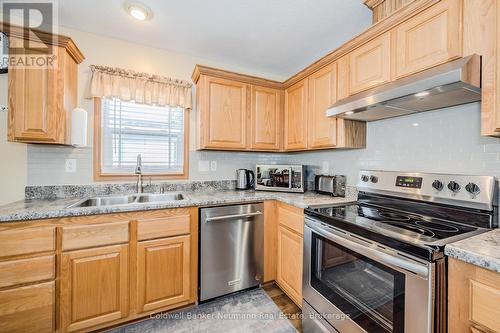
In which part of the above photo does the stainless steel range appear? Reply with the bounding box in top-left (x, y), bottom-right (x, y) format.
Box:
top-left (302, 170), bottom-right (498, 333)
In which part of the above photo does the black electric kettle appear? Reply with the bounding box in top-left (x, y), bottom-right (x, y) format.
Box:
top-left (236, 169), bottom-right (255, 190)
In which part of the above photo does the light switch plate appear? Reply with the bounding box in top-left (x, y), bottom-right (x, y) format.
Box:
top-left (210, 161), bottom-right (217, 171)
top-left (198, 160), bottom-right (210, 172)
top-left (65, 159), bottom-right (77, 173)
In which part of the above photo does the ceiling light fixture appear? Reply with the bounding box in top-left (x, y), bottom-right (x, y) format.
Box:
top-left (415, 91), bottom-right (430, 98)
top-left (125, 1), bottom-right (152, 21)
top-left (344, 111), bottom-right (355, 115)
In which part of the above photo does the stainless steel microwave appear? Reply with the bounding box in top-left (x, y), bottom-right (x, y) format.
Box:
top-left (255, 165), bottom-right (305, 193)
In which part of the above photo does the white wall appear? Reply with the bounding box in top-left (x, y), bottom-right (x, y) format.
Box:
top-left (0, 74), bottom-right (27, 204)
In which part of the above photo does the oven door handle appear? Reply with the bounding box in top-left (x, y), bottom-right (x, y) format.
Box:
top-left (305, 220), bottom-right (430, 278)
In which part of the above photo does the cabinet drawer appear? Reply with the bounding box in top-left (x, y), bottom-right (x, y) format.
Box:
top-left (0, 255), bottom-right (55, 288)
top-left (138, 214), bottom-right (190, 241)
top-left (277, 203), bottom-right (304, 235)
top-left (0, 281), bottom-right (55, 333)
top-left (470, 280), bottom-right (500, 332)
top-left (0, 226), bottom-right (55, 258)
top-left (62, 221), bottom-right (129, 251)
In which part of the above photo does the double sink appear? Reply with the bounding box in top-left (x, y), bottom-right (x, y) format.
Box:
top-left (67, 193), bottom-right (185, 208)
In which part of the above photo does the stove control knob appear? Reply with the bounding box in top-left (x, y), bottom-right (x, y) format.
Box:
top-left (465, 182), bottom-right (480, 196)
top-left (432, 180), bottom-right (444, 191)
top-left (361, 175), bottom-right (369, 182)
top-left (370, 176), bottom-right (378, 183)
top-left (447, 181), bottom-right (461, 193)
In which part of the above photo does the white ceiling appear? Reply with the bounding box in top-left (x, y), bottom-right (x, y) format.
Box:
top-left (58, 0), bottom-right (372, 80)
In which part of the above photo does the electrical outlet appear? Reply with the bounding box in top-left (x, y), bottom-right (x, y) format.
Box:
top-left (210, 161), bottom-right (217, 171)
top-left (198, 160), bottom-right (210, 172)
top-left (65, 159), bottom-right (77, 173)
top-left (322, 161), bottom-right (329, 174)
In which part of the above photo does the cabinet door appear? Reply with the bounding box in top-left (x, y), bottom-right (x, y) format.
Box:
top-left (349, 32), bottom-right (391, 94)
top-left (250, 85), bottom-right (281, 150)
top-left (308, 63), bottom-right (337, 149)
top-left (200, 76), bottom-right (248, 149)
top-left (284, 79), bottom-right (308, 150)
top-left (60, 245), bottom-right (129, 332)
top-left (276, 225), bottom-right (303, 307)
top-left (137, 235), bottom-right (190, 313)
top-left (8, 40), bottom-right (60, 143)
top-left (394, 0), bottom-right (461, 78)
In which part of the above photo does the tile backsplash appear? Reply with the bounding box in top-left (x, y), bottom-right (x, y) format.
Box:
top-left (27, 102), bottom-right (500, 186)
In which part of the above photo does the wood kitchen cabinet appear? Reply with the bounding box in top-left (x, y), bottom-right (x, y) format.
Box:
top-left (197, 75), bottom-right (248, 149)
top-left (394, 0), bottom-right (461, 79)
top-left (6, 26), bottom-right (84, 144)
top-left (284, 78), bottom-right (308, 150)
top-left (448, 258), bottom-right (500, 333)
top-left (137, 235), bottom-right (191, 313)
top-left (59, 244), bottom-right (129, 332)
top-left (250, 85), bottom-right (282, 150)
top-left (308, 63), bottom-right (337, 149)
top-left (347, 32), bottom-right (391, 94)
top-left (276, 202), bottom-right (304, 308)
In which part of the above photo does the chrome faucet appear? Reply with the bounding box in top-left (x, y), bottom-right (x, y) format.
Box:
top-left (135, 154), bottom-right (143, 193)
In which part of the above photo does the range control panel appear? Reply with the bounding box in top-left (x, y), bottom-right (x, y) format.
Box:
top-left (395, 176), bottom-right (423, 189)
top-left (357, 170), bottom-right (496, 210)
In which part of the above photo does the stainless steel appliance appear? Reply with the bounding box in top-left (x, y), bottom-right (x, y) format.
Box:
top-left (327, 55), bottom-right (481, 122)
top-left (315, 175), bottom-right (346, 197)
top-left (256, 164), bottom-right (305, 193)
top-left (236, 169), bottom-right (255, 190)
top-left (303, 170), bottom-right (497, 333)
top-left (199, 203), bottom-right (264, 301)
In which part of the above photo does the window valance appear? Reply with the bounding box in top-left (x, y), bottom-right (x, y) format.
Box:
top-left (86, 65), bottom-right (192, 109)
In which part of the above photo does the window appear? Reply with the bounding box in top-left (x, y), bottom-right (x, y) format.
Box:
top-left (94, 98), bottom-right (188, 180)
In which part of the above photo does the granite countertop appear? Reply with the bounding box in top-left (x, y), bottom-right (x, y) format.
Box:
top-left (445, 229), bottom-right (500, 273)
top-left (0, 190), bottom-right (357, 223)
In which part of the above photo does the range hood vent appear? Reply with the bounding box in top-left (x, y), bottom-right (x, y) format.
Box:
top-left (327, 55), bottom-right (481, 122)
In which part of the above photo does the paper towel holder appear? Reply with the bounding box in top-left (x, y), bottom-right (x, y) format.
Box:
top-left (71, 107), bottom-right (88, 147)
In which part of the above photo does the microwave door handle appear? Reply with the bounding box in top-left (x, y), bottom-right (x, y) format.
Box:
top-left (305, 220), bottom-right (430, 278)
top-left (289, 167), bottom-right (292, 189)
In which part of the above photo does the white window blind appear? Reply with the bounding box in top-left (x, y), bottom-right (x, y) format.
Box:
top-left (101, 98), bottom-right (185, 174)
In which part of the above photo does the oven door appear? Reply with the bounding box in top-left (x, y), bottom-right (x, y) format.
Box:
top-left (303, 217), bottom-right (434, 333)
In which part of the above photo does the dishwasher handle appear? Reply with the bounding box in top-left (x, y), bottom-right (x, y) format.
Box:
top-left (205, 211), bottom-right (263, 222)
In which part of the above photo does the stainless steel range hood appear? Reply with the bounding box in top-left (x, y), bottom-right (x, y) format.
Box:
top-left (327, 55), bottom-right (481, 121)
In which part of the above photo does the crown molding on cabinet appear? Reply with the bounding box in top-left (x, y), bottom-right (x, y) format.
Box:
top-left (1, 22), bottom-right (85, 64)
top-left (192, 65), bottom-right (283, 90)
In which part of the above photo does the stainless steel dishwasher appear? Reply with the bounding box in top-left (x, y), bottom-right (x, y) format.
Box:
top-left (199, 203), bottom-right (264, 302)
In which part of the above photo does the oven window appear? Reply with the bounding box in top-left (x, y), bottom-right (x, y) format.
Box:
top-left (311, 234), bottom-right (405, 333)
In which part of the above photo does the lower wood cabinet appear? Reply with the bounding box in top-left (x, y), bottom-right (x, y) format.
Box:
top-left (276, 224), bottom-right (303, 308)
top-left (448, 258), bottom-right (500, 333)
top-left (59, 244), bottom-right (129, 332)
top-left (137, 235), bottom-right (191, 313)
top-left (0, 281), bottom-right (55, 333)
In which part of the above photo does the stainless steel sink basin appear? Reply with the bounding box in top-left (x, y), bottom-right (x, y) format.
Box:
top-left (67, 193), bottom-right (185, 208)
top-left (135, 193), bottom-right (184, 203)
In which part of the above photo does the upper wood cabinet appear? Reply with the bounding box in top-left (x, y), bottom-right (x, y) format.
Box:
top-left (59, 244), bottom-right (129, 332)
top-left (6, 27), bottom-right (84, 144)
top-left (308, 63), bottom-right (337, 149)
top-left (250, 86), bottom-right (282, 150)
top-left (197, 75), bottom-right (248, 150)
top-left (137, 235), bottom-right (191, 313)
top-left (193, 65), bottom-right (284, 151)
top-left (348, 32), bottom-right (392, 94)
top-left (394, 0), bottom-right (461, 78)
top-left (284, 78), bottom-right (308, 150)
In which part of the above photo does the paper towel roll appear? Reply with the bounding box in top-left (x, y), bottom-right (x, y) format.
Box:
top-left (71, 107), bottom-right (88, 147)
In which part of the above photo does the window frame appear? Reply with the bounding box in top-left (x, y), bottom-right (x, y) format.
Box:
top-left (93, 97), bottom-right (189, 181)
